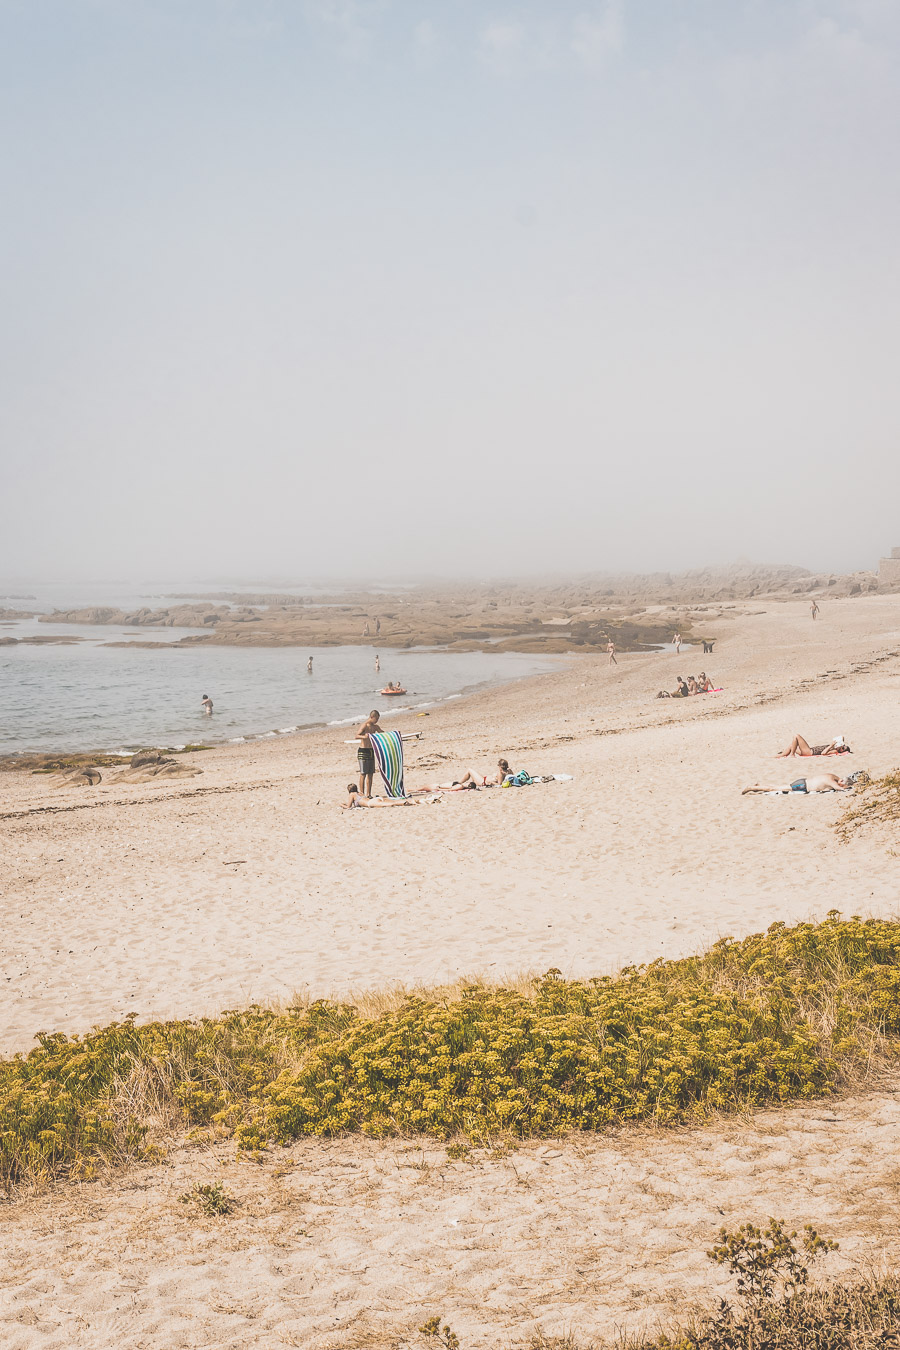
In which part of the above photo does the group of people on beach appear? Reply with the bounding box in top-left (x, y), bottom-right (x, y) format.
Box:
top-left (657, 671), bottom-right (716, 699)
top-left (742, 732), bottom-right (863, 795)
top-left (350, 709), bottom-right (529, 806)
top-left (344, 756), bottom-right (528, 807)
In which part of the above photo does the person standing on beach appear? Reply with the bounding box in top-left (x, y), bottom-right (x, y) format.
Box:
top-left (375, 617), bottom-right (381, 635)
top-left (672, 631), bottom-right (682, 654)
top-left (607, 639), bottom-right (617, 666)
top-left (307, 656), bottom-right (313, 673)
top-left (811, 600), bottom-right (819, 620)
top-left (363, 621), bottom-right (370, 637)
top-left (201, 693), bottom-right (213, 715)
top-left (374, 654), bottom-right (380, 673)
top-left (356, 709), bottom-right (380, 798)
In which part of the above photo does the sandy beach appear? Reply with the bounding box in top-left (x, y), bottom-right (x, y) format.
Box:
top-left (2, 592), bottom-right (900, 1346)
top-left (2, 594), bottom-right (899, 1050)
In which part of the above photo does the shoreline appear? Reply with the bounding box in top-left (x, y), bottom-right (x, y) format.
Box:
top-left (2, 593), bottom-right (900, 1054)
top-left (0, 649), bottom-right (573, 765)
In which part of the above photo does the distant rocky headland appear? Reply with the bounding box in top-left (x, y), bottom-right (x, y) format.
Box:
top-left (7, 562), bottom-right (883, 654)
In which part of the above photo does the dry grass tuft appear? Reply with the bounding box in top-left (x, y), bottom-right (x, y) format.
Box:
top-left (836, 770), bottom-right (900, 841)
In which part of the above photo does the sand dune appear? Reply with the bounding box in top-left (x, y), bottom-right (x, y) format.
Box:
top-left (1, 1087), bottom-right (900, 1347)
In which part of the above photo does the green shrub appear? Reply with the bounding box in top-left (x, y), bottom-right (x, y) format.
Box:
top-left (3, 914), bottom-right (900, 1189)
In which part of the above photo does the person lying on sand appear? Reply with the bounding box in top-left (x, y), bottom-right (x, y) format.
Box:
top-left (742, 774), bottom-right (849, 795)
top-left (775, 734), bottom-right (851, 758)
top-left (410, 771), bottom-right (478, 793)
top-left (342, 784), bottom-right (414, 808)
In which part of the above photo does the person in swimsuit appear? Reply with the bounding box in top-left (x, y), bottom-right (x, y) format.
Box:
top-left (410, 771), bottom-right (478, 793)
top-left (687, 676), bottom-right (699, 695)
top-left (307, 656), bottom-right (313, 673)
top-left (607, 640), bottom-right (617, 666)
top-left (775, 735), bottom-right (850, 758)
top-left (343, 784), bottom-right (412, 808)
top-left (673, 631), bottom-right (682, 654)
top-left (488, 758), bottom-right (513, 785)
top-left (356, 709), bottom-right (380, 797)
top-left (374, 654), bottom-right (380, 673)
top-left (811, 600), bottom-right (819, 620)
top-left (201, 694), bottom-right (213, 715)
top-left (742, 774), bottom-right (849, 795)
top-left (697, 672), bottom-right (713, 692)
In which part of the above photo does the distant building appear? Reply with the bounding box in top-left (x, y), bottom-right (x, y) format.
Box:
top-left (878, 547), bottom-right (900, 585)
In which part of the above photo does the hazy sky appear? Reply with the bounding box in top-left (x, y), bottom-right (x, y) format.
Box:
top-left (2, 0), bottom-right (898, 584)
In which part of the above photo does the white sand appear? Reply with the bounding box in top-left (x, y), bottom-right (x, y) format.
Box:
top-left (2, 1088), bottom-right (900, 1347)
top-left (2, 593), bottom-right (900, 1347)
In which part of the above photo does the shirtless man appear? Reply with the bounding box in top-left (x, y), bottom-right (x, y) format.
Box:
top-left (776, 734), bottom-right (850, 758)
top-left (307, 656), bottom-right (313, 673)
top-left (356, 709), bottom-right (380, 798)
top-left (742, 774), bottom-right (849, 795)
top-left (672, 631), bottom-right (682, 654)
top-left (374, 654), bottom-right (380, 673)
top-left (201, 693), bottom-right (213, 715)
top-left (811, 600), bottom-right (819, 620)
top-left (343, 784), bottom-right (412, 808)
top-left (607, 640), bottom-right (617, 666)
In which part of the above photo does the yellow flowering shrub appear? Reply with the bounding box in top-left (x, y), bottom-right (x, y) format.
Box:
top-left (2, 914), bottom-right (900, 1189)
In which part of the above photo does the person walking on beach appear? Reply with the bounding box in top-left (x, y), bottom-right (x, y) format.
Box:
top-left (307, 656), bottom-right (313, 673)
top-left (607, 639), bottom-right (617, 666)
top-left (375, 617), bottom-right (381, 635)
top-left (356, 709), bottom-right (380, 798)
top-left (201, 693), bottom-right (213, 715)
top-left (672, 631), bottom-right (682, 654)
top-left (374, 654), bottom-right (380, 674)
top-left (363, 621), bottom-right (370, 637)
top-left (811, 600), bottom-right (819, 620)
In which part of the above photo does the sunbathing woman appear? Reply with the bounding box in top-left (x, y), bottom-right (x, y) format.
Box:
top-left (490, 758), bottom-right (513, 785)
top-left (343, 784), bottom-right (414, 807)
top-left (775, 734), bottom-right (850, 758)
top-left (409, 771), bottom-right (478, 793)
top-left (742, 774), bottom-right (849, 795)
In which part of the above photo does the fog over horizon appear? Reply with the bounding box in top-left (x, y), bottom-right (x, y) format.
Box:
top-left (2, 1), bottom-right (899, 587)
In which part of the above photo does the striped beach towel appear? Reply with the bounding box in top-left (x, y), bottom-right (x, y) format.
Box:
top-left (369, 729), bottom-right (406, 798)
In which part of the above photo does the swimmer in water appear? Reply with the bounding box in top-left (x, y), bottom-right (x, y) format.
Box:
top-left (201, 694), bottom-right (213, 715)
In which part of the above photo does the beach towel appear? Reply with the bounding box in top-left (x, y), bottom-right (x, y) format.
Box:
top-left (369, 729), bottom-right (406, 798)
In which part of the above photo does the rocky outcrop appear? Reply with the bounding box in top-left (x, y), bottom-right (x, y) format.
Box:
top-left (110, 752), bottom-right (203, 784)
top-left (52, 766), bottom-right (102, 787)
top-left (39, 605), bottom-right (231, 628)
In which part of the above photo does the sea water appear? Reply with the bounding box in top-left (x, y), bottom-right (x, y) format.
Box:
top-left (0, 621), bottom-right (561, 755)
